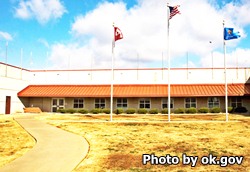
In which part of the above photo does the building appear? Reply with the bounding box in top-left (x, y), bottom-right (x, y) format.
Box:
top-left (0, 63), bottom-right (29, 114)
top-left (1, 62), bottom-right (250, 114)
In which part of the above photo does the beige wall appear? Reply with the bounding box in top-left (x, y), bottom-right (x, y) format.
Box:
top-left (22, 96), bottom-right (250, 113)
top-left (19, 97), bottom-right (30, 107)
top-left (127, 98), bottom-right (137, 109)
top-left (65, 98), bottom-right (72, 109)
top-left (243, 97), bottom-right (250, 110)
top-left (86, 98), bottom-right (95, 110)
top-left (29, 68), bottom-right (250, 85)
top-left (29, 98), bottom-right (43, 108)
top-left (42, 98), bottom-right (51, 112)
top-left (27, 97), bottom-right (51, 112)
top-left (197, 97), bottom-right (207, 109)
top-left (151, 98), bottom-right (162, 109)
top-left (173, 98), bottom-right (184, 109)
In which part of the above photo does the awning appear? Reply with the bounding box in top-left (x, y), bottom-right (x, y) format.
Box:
top-left (17, 84), bottom-right (250, 98)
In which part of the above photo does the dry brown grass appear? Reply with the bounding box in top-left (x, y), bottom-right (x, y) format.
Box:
top-left (0, 116), bottom-right (35, 168)
top-left (36, 113), bottom-right (230, 122)
top-left (40, 114), bottom-right (250, 172)
top-left (0, 114), bottom-right (249, 171)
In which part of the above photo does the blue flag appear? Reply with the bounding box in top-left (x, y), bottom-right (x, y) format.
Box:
top-left (224, 28), bottom-right (240, 40)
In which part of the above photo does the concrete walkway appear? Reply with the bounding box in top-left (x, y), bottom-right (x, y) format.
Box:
top-left (0, 115), bottom-right (89, 172)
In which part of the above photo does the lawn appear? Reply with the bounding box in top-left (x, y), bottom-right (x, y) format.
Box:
top-left (0, 115), bottom-right (35, 168)
top-left (0, 114), bottom-right (249, 171)
top-left (41, 114), bottom-right (249, 172)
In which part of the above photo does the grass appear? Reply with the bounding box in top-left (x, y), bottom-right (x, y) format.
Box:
top-left (0, 113), bottom-right (249, 171)
top-left (0, 115), bottom-right (35, 168)
top-left (39, 114), bottom-right (250, 172)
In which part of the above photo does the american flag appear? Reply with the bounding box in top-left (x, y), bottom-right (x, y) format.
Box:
top-left (168, 5), bottom-right (180, 20)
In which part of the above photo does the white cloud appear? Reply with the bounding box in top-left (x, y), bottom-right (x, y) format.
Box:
top-left (0, 31), bottom-right (13, 41)
top-left (71, 2), bottom-right (127, 43)
top-left (48, 0), bottom-right (250, 69)
top-left (14, 1), bottom-right (31, 19)
top-left (38, 38), bottom-right (49, 48)
top-left (49, 43), bottom-right (93, 69)
top-left (232, 48), bottom-right (250, 67)
top-left (221, 0), bottom-right (250, 26)
top-left (14, 0), bottom-right (67, 24)
top-left (200, 48), bottom-right (250, 68)
top-left (59, 0), bottom-right (169, 69)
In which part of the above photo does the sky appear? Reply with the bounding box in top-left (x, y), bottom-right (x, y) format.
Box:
top-left (0, 0), bottom-right (250, 70)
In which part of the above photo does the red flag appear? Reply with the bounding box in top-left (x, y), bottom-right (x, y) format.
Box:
top-left (114, 27), bottom-right (123, 41)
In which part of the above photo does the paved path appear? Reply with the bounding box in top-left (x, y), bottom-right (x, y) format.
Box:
top-left (0, 116), bottom-right (89, 172)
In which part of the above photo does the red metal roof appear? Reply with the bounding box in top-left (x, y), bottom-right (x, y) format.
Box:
top-left (17, 84), bottom-right (250, 98)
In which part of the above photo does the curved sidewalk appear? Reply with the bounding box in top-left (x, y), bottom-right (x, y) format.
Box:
top-left (0, 116), bottom-right (89, 172)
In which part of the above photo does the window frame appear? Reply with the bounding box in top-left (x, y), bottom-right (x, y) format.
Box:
top-left (162, 98), bottom-right (174, 109)
top-left (139, 98), bottom-right (151, 109)
top-left (207, 97), bottom-right (220, 108)
top-left (231, 97), bottom-right (242, 108)
top-left (73, 98), bottom-right (84, 108)
top-left (116, 98), bottom-right (128, 109)
top-left (94, 98), bottom-right (106, 109)
top-left (185, 98), bottom-right (197, 108)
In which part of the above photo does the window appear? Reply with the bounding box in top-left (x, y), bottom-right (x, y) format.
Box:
top-left (73, 98), bottom-right (84, 108)
top-left (59, 99), bottom-right (64, 106)
top-left (231, 97), bottom-right (242, 108)
top-left (185, 98), bottom-right (196, 108)
top-left (117, 98), bottom-right (128, 108)
top-left (52, 98), bottom-right (64, 112)
top-left (139, 98), bottom-right (150, 108)
top-left (162, 98), bottom-right (174, 109)
top-left (208, 97), bottom-right (220, 108)
top-left (95, 98), bottom-right (105, 108)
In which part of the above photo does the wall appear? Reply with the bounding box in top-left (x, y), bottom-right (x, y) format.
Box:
top-left (26, 67), bottom-right (250, 112)
top-left (27, 97), bottom-right (51, 112)
top-left (0, 63), bottom-right (30, 114)
top-left (29, 68), bottom-right (250, 85)
top-left (1, 61), bottom-right (250, 114)
top-left (243, 97), bottom-right (250, 110)
top-left (23, 96), bottom-right (250, 113)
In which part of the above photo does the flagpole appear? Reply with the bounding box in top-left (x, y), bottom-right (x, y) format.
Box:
top-left (162, 52), bottom-right (164, 80)
top-left (20, 48), bottom-right (23, 79)
top-left (187, 51), bottom-right (189, 79)
top-left (110, 23), bottom-right (115, 122)
top-left (167, 3), bottom-right (171, 122)
top-left (223, 20), bottom-right (228, 122)
top-left (110, 24), bottom-right (123, 121)
top-left (5, 42), bottom-right (8, 77)
top-left (137, 53), bottom-right (139, 80)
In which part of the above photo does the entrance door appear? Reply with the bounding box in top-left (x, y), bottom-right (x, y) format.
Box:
top-left (5, 96), bottom-right (11, 114)
top-left (51, 98), bottom-right (65, 112)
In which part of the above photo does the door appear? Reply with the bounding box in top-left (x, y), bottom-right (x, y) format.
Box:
top-left (5, 96), bottom-right (11, 114)
top-left (51, 98), bottom-right (65, 112)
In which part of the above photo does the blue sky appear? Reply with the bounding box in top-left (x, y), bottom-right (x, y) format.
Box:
top-left (0, 0), bottom-right (250, 69)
